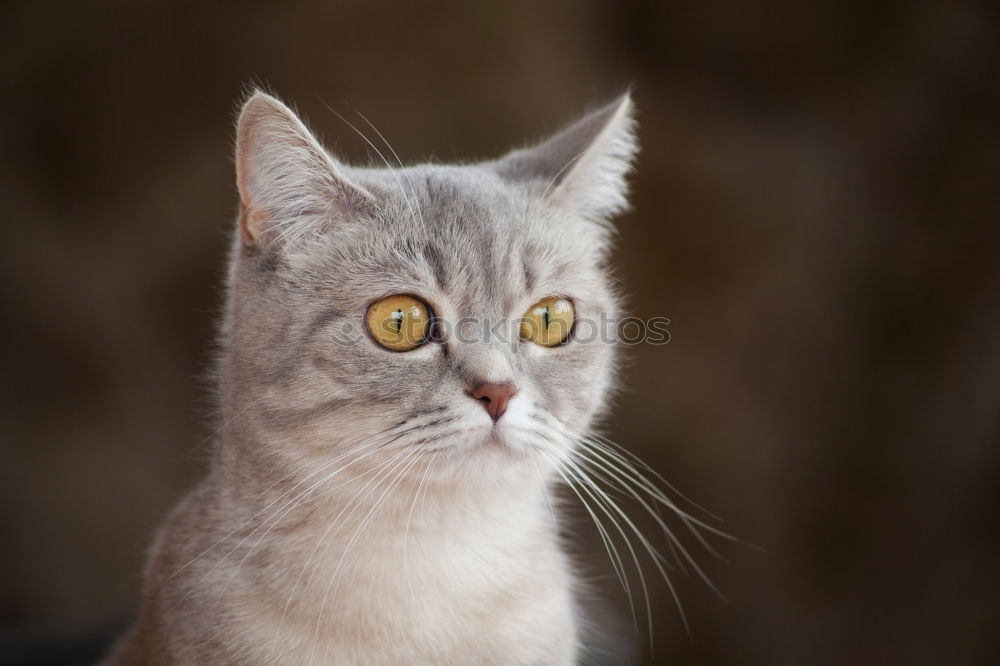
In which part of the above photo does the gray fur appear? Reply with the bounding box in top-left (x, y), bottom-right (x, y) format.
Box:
top-left (105, 89), bottom-right (637, 665)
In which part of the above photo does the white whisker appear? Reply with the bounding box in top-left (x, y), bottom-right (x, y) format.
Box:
top-left (161, 421), bottom-right (406, 591)
top-left (539, 450), bottom-right (640, 632)
top-left (350, 106), bottom-right (428, 231)
top-left (315, 96), bottom-right (421, 230)
top-left (560, 452), bottom-right (667, 641)
top-left (572, 441), bottom-right (727, 603)
top-left (313, 448), bottom-right (424, 641)
top-left (270, 446), bottom-right (419, 653)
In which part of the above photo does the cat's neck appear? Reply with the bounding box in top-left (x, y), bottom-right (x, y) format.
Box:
top-left (205, 430), bottom-right (561, 618)
top-left (186, 433), bottom-right (571, 666)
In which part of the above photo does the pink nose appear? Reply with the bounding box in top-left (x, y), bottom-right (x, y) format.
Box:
top-left (469, 382), bottom-right (518, 422)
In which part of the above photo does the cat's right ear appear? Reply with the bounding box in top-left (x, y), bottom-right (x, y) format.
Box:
top-left (493, 93), bottom-right (638, 227)
top-left (235, 91), bottom-right (376, 249)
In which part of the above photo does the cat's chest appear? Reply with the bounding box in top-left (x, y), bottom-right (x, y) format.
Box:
top-left (256, 516), bottom-right (553, 614)
top-left (232, 533), bottom-right (577, 665)
top-left (204, 480), bottom-right (577, 663)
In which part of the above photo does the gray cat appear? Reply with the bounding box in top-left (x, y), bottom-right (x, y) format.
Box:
top-left (105, 89), bottom-right (637, 665)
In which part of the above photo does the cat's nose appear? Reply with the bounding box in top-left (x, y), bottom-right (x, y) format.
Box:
top-left (469, 382), bottom-right (518, 423)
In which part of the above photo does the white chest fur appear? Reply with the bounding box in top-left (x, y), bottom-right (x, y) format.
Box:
top-left (181, 477), bottom-right (578, 665)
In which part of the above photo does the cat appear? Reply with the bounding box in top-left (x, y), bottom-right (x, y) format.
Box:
top-left (103, 87), bottom-right (638, 665)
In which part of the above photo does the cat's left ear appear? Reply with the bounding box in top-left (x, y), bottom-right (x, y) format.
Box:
top-left (494, 93), bottom-right (638, 224)
top-left (235, 90), bottom-right (377, 249)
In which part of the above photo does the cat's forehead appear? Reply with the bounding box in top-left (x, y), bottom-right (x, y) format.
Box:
top-left (409, 165), bottom-right (591, 248)
top-left (366, 165), bottom-right (594, 252)
top-left (361, 164), bottom-right (518, 230)
top-left (321, 164), bottom-right (605, 312)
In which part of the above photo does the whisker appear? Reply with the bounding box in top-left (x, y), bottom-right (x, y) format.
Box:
top-left (171, 411), bottom-right (450, 609)
top-left (559, 453), bottom-right (675, 641)
top-left (209, 439), bottom-right (401, 609)
top-left (182, 394), bottom-right (268, 458)
top-left (536, 408), bottom-right (716, 518)
top-left (528, 406), bottom-right (748, 639)
top-left (349, 106), bottom-right (427, 230)
top-left (571, 442), bottom-right (727, 603)
top-left (587, 430), bottom-right (725, 522)
top-left (271, 446), bottom-right (420, 652)
top-left (538, 407), bottom-right (745, 550)
top-left (403, 450), bottom-right (438, 600)
top-left (538, 450), bottom-right (639, 633)
top-left (578, 435), bottom-right (748, 551)
top-left (160, 420), bottom-right (407, 589)
top-left (313, 448), bottom-right (424, 641)
top-left (315, 96), bottom-right (421, 230)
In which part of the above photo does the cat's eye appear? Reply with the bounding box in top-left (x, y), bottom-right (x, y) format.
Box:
top-left (519, 297), bottom-right (574, 347)
top-left (366, 295), bottom-right (432, 352)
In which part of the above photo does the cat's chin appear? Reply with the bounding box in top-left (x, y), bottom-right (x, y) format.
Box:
top-left (484, 425), bottom-right (518, 451)
top-left (472, 423), bottom-right (541, 458)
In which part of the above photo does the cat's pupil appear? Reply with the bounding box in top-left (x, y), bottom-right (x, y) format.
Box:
top-left (392, 309), bottom-right (403, 333)
top-left (543, 306), bottom-right (550, 330)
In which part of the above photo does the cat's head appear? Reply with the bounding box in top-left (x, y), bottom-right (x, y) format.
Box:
top-left (220, 90), bottom-right (637, 484)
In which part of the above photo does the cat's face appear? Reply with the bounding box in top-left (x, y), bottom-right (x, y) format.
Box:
top-left (221, 92), bottom-right (636, 483)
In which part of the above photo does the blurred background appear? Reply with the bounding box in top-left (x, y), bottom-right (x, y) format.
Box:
top-left (2, 1), bottom-right (999, 664)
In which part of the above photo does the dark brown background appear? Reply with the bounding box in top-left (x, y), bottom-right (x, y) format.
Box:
top-left (2, 1), bottom-right (999, 664)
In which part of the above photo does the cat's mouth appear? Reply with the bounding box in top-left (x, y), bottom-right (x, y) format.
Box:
top-left (479, 422), bottom-right (534, 456)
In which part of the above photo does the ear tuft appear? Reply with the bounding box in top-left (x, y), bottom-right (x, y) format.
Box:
top-left (495, 93), bottom-right (638, 224)
top-left (235, 90), bottom-right (374, 248)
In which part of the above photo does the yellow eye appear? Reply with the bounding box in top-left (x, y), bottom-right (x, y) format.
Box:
top-left (366, 295), bottom-right (432, 351)
top-left (519, 297), bottom-right (574, 347)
